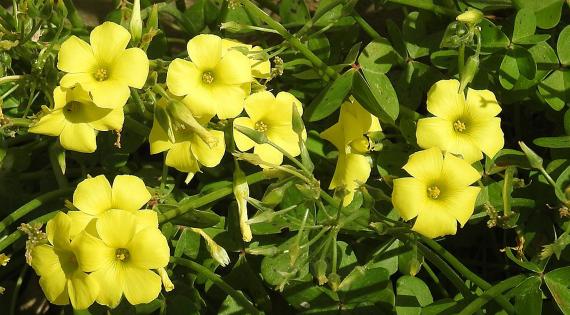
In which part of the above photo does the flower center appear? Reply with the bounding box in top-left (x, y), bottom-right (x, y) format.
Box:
top-left (202, 71), bottom-right (215, 84)
top-left (349, 137), bottom-right (370, 154)
top-left (254, 120), bottom-right (268, 133)
top-left (115, 248), bottom-right (130, 262)
top-left (453, 120), bottom-right (467, 132)
top-left (427, 186), bottom-right (441, 199)
top-left (94, 68), bottom-right (109, 81)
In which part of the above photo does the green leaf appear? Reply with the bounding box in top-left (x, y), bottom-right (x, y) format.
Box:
top-left (395, 275), bottom-right (433, 315)
top-left (538, 69), bottom-right (570, 111)
top-left (479, 19), bottom-right (510, 51)
top-left (402, 12), bottom-right (431, 59)
top-left (337, 266), bottom-right (394, 306)
top-left (430, 50), bottom-right (458, 70)
top-left (500, 46), bottom-right (536, 89)
top-left (512, 8), bottom-right (536, 44)
top-left (558, 25), bottom-right (570, 66)
top-left (533, 136), bottom-right (570, 148)
top-left (514, 34), bottom-right (551, 45)
top-left (504, 247), bottom-right (541, 272)
top-left (544, 266), bottom-right (570, 314)
top-left (305, 69), bottom-right (355, 122)
top-left (279, 0), bottom-right (309, 24)
top-left (499, 52), bottom-right (520, 90)
top-left (511, 276), bottom-right (543, 315)
top-left (555, 165), bottom-right (570, 203)
top-left (386, 19), bottom-right (408, 59)
top-left (352, 70), bottom-right (399, 122)
top-left (358, 37), bottom-right (403, 74)
top-left (512, 0), bottom-right (564, 29)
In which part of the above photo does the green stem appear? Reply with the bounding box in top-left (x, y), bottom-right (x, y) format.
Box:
top-left (385, 0), bottom-right (459, 16)
top-left (299, 227), bottom-right (331, 250)
top-left (0, 188), bottom-right (73, 234)
top-left (351, 10), bottom-right (382, 40)
top-left (296, 0), bottom-right (346, 38)
top-left (503, 167), bottom-right (514, 216)
top-left (457, 275), bottom-right (525, 315)
top-left (0, 211), bottom-right (58, 252)
top-left (458, 44), bottom-right (465, 73)
top-left (423, 261), bottom-right (450, 298)
top-left (0, 75), bottom-right (24, 85)
top-left (240, 0), bottom-right (339, 81)
top-left (158, 172), bottom-right (265, 223)
top-left (49, 142), bottom-right (69, 188)
top-left (170, 257), bottom-right (261, 314)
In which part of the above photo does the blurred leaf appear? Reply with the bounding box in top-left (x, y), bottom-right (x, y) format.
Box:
top-left (554, 165), bottom-right (570, 203)
top-left (544, 266), bottom-right (570, 314)
top-left (305, 69), bottom-right (355, 122)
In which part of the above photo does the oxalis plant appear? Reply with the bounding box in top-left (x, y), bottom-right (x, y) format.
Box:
top-left (0, 0), bottom-right (569, 314)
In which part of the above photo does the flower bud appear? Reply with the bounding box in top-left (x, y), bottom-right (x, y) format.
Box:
top-left (245, 245), bottom-right (279, 256)
top-left (459, 55), bottom-right (479, 92)
top-left (191, 228), bottom-right (230, 266)
top-left (166, 100), bottom-right (218, 148)
top-left (518, 141), bottom-right (543, 169)
top-left (456, 9), bottom-right (484, 25)
top-left (146, 4), bottom-right (159, 31)
top-left (233, 164), bottom-right (252, 242)
top-left (314, 259), bottom-right (328, 285)
top-left (328, 273), bottom-right (341, 291)
top-left (157, 267), bottom-right (174, 292)
top-left (130, 0), bottom-right (143, 43)
top-left (233, 152), bottom-right (266, 167)
top-left (262, 180), bottom-right (294, 208)
top-left (220, 21), bottom-right (244, 33)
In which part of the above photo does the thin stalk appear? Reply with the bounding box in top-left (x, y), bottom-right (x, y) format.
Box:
top-left (0, 75), bottom-right (24, 85)
top-left (158, 172), bottom-right (265, 223)
top-left (351, 10), bottom-right (382, 40)
top-left (0, 188), bottom-right (73, 234)
top-left (423, 261), bottom-right (450, 298)
top-left (299, 227), bottom-right (331, 250)
top-left (296, 0), bottom-right (346, 38)
top-left (385, 0), bottom-right (459, 16)
top-left (457, 275), bottom-right (526, 315)
top-left (170, 257), bottom-right (261, 314)
top-left (503, 167), bottom-right (514, 216)
top-left (458, 44), bottom-right (465, 73)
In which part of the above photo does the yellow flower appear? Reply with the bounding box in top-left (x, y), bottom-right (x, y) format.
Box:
top-left (416, 79), bottom-right (504, 164)
top-left (166, 34), bottom-right (252, 119)
top-left (320, 98), bottom-right (381, 205)
top-left (73, 209), bottom-right (170, 308)
top-left (30, 212), bottom-right (99, 309)
top-left (392, 147), bottom-right (482, 238)
top-left (58, 21), bottom-right (149, 109)
top-left (67, 175), bottom-right (154, 237)
top-left (29, 86), bottom-right (124, 153)
top-left (234, 91), bottom-right (302, 165)
top-left (221, 39), bottom-right (271, 79)
top-left (149, 96), bottom-right (225, 180)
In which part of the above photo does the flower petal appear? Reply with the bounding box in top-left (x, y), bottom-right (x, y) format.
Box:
top-left (275, 91), bottom-right (303, 116)
top-left (72, 231), bottom-right (115, 272)
top-left (31, 245), bottom-right (60, 276)
top-left (57, 36), bottom-right (96, 73)
top-left (88, 106), bottom-right (124, 131)
top-left (215, 50), bottom-right (252, 85)
top-left (90, 22), bottom-right (131, 64)
top-left (40, 270), bottom-right (69, 305)
top-left (416, 117), bottom-right (455, 153)
top-left (267, 126), bottom-right (300, 157)
top-left (182, 94), bottom-right (216, 124)
top-left (59, 123), bottom-right (97, 153)
top-left (91, 262), bottom-right (124, 308)
top-left (190, 130), bottom-right (225, 167)
top-left (187, 34), bottom-right (222, 70)
top-left (450, 133), bottom-right (483, 164)
top-left (96, 209), bottom-right (137, 248)
top-left (426, 79), bottom-right (465, 120)
top-left (320, 122), bottom-right (344, 152)
top-left (244, 91), bottom-right (275, 122)
top-left (254, 143), bottom-right (283, 165)
top-left (89, 80), bottom-right (131, 109)
top-left (46, 212), bottom-right (72, 249)
top-left (122, 266), bottom-right (162, 305)
top-left (440, 186), bottom-right (481, 226)
top-left (30, 245), bottom-right (69, 305)
top-left (128, 227), bottom-right (170, 269)
top-left (467, 117), bottom-right (504, 159)
top-left (392, 177), bottom-right (427, 221)
top-left (233, 117), bottom-right (256, 151)
top-left (412, 204), bottom-right (457, 238)
top-left (149, 119), bottom-right (174, 154)
top-left (73, 175), bottom-right (112, 216)
top-left (29, 111), bottom-right (66, 136)
top-left (440, 152), bottom-right (481, 187)
top-left (342, 153), bottom-right (372, 191)
top-left (465, 88), bottom-right (502, 118)
top-left (60, 73), bottom-right (98, 90)
top-left (402, 147), bottom-right (444, 183)
top-left (211, 85), bottom-right (247, 119)
top-left (111, 175), bottom-right (151, 211)
top-left (135, 210), bottom-right (159, 231)
top-left (68, 270), bottom-right (99, 310)
top-left (166, 59), bottom-right (201, 96)
top-left (165, 142), bottom-right (200, 173)
top-left (111, 48), bottom-right (149, 89)
top-left (67, 211), bottom-right (95, 238)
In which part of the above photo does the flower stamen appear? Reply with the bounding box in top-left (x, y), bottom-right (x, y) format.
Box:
top-left (115, 248), bottom-right (130, 262)
top-left (202, 71), bottom-right (215, 84)
top-left (254, 120), bottom-right (268, 133)
top-left (427, 186), bottom-right (441, 199)
top-left (94, 68), bottom-right (109, 81)
top-left (453, 120), bottom-right (466, 132)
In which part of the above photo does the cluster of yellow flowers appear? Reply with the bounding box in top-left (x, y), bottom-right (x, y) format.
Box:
top-left (30, 175), bottom-right (172, 309)
top-left (392, 79), bottom-right (504, 238)
top-left (29, 22), bottom-right (149, 152)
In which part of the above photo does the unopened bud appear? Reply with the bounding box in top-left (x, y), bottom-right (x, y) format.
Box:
top-left (456, 8), bottom-right (483, 25)
top-left (157, 267), bottom-right (174, 292)
top-left (220, 21), bottom-right (244, 33)
top-left (146, 4), bottom-right (159, 31)
top-left (328, 273), bottom-right (341, 291)
top-left (233, 152), bottom-right (266, 167)
top-left (190, 228), bottom-right (230, 266)
top-left (130, 0), bottom-right (143, 43)
top-left (245, 245), bottom-right (279, 256)
top-left (459, 55), bottom-right (479, 92)
top-left (518, 141), bottom-right (543, 169)
top-left (314, 259), bottom-right (328, 285)
top-left (233, 165), bottom-right (252, 242)
top-left (262, 181), bottom-right (294, 208)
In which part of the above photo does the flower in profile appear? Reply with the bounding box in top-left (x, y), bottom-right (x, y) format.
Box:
top-left (190, 228), bottom-right (230, 266)
top-left (149, 96), bottom-right (225, 181)
top-left (73, 209), bottom-right (170, 308)
top-left (58, 21), bottom-right (149, 109)
top-left (320, 98), bottom-right (381, 205)
top-left (67, 175), bottom-right (154, 237)
top-left (416, 79), bottom-right (504, 164)
top-left (222, 39), bottom-right (271, 79)
top-left (29, 86), bottom-right (124, 153)
top-left (392, 147), bottom-right (482, 238)
top-left (234, 91), bottom-right (302, 166)
top-left (30, 212), bottom-right (99, 309)
top-left (166, 34), bottom-right (252, 119)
